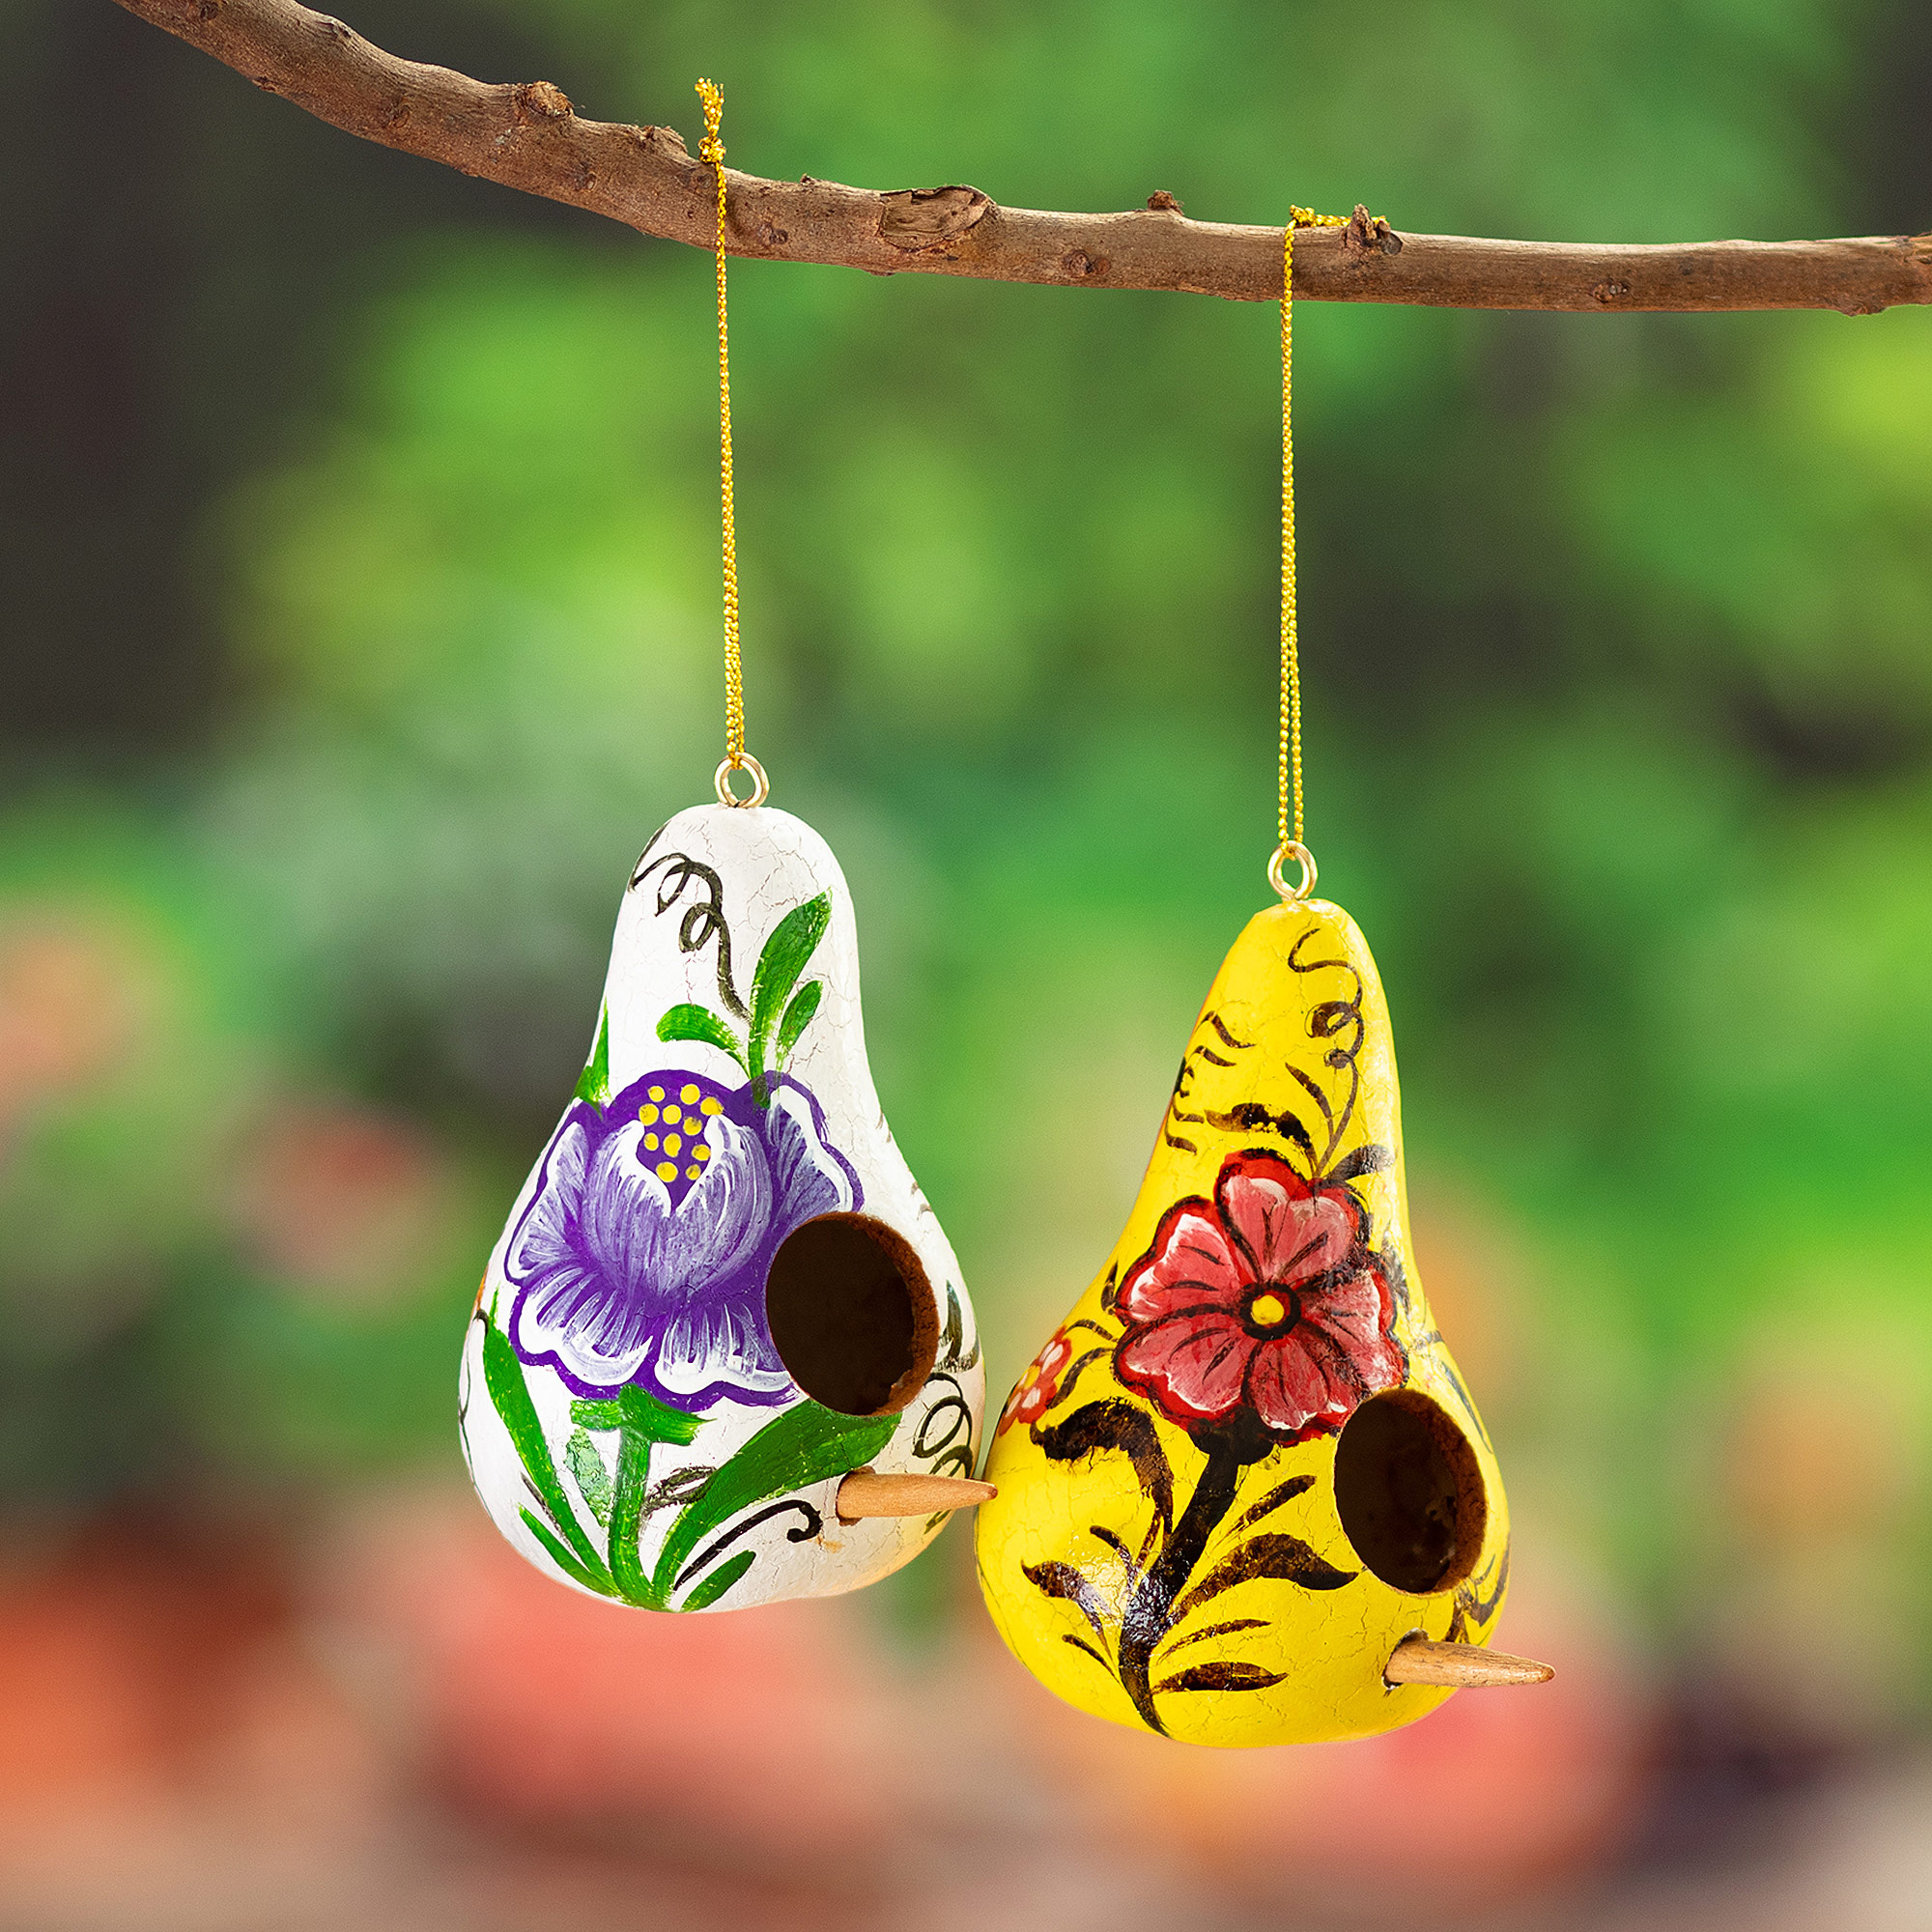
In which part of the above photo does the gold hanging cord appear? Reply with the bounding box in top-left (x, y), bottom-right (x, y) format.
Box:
top-left (696, 79), bottom-right (768, 809)
top-left (1269, 207), bottom-right (1354, 903)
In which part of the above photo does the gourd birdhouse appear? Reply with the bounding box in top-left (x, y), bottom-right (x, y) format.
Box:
top-left (976, 895), bottom-right (1514, 1744)
top-left (461, 803), bottom-right (984, 1611)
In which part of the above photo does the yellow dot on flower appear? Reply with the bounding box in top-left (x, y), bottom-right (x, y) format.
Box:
top-left (639, 1104), bottom-right (658, 1124)
top-left (680, 1084), bottom-right (699, 1104)
top-left (695, 1143), bottom-right (711, 1161)
top-left (648, 1085), bottom-right (665, 1102)
top-left (700, 1096), bottom-right (724, 1116)
top-left (1249, 1293), bottom-right (1288, 1327)
top-left (642, 1132), bottom-right (659, 1150)
top-left (686, 1164), bottom-right (701, 1179)
top-left (664, 1133), bottom-right (682, 1157)
top-left (656, 1160), bottom-right (679, 1182)
top-left (662, 1103), bottom-right (681, 1125)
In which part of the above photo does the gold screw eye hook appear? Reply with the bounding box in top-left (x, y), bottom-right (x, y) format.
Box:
top-left (715, 753), bottom-right (770, 809)
top-left (1268, 839), bottom-right (1318, 903)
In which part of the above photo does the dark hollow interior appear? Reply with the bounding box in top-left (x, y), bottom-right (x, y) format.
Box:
top-left (764, 1212), bottom-right (938, 1417)
top-left (1333, 1390), bottom-right (1488, 1595)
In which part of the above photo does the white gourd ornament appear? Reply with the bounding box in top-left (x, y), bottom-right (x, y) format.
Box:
top-left (458, 82), bottom-right (985, 1612)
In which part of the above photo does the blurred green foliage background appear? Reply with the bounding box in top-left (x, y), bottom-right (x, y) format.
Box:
top-left (4, 0), bottom-right (1929, 1740)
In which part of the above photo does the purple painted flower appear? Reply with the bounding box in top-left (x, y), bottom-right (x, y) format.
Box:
top-left (505, 1069), bottom-right (859, 1410)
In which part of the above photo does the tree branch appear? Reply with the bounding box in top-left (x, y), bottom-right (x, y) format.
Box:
top-left (118, 0), bottom-right (1931, 315)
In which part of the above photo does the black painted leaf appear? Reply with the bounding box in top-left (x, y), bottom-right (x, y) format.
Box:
top-left (1053, 1346), bottom-right (1110, 1411)
top-left (1061, 1633), bottom-right (1115, 1674)
top-left (1153, 1661), bottom-right (1290, 1694)
top-left (937, 1285), bottom-right (966, 1370)
top-left (1207, 1105), bottom-right (1316, 1164)
top-left (1167, 1533), bottom-right (1357, 1627)
top-left (1023, 1560), bottom-right (1111, 1638)
top-left (1325, 1143), bottom-right (1393, 1185)
top-left (1157, 1617), bottom-right (1270, 1659)
top-left (1266, 1109), bottom-right (1319, 1164)
top-left (640, 1464), bottom-right (716, 1520)
top-left (1227, 1474), bottom-right (1314, 1538)
top-left (1034, 1400), bottom-right (1173, 1535)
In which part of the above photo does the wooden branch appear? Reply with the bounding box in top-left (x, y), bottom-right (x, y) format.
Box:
top-left (118, 0), bottom-right (1930, 314)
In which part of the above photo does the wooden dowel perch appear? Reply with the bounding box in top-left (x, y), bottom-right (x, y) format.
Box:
top-left (1384, 1636), bottom-right (1554, 1689)
top-left (118, 0), bottom-right (1930, 316)
top-left (836, 1471), bottom-right (996, 1520)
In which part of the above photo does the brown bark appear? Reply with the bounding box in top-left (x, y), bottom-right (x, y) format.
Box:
top-left (117, 0), bottom-right (1931, 314)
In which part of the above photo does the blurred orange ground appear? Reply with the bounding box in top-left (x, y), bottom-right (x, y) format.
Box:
top-left (9, 1484), bottom-right (1918, 1932)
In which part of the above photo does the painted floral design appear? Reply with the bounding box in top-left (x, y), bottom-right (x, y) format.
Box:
top-left (467, 857), bottom-right (979, 1616)
top-left (507, 1068), bottom-right (859, 1410)
top-left (1014, 930), bottom-right (1428, 1734)
top-left (999, 1333), bottom-right (1073, 1435)
top-left (1115, 1151), bottom-right (1403, 1447)
top-left (1015, 1132), bottom-right (1402, 1733)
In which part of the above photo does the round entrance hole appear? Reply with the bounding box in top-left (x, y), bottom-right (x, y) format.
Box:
top-left (764, 1212), bottom-right (938, 1417)
top-left (1333, 1390), bottom-right (1488, 1595)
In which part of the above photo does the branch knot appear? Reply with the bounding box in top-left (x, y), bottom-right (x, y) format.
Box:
top-left (876, 185), bottom-right (991, 254)
top-left (512, 80), bottom-right (573, 123)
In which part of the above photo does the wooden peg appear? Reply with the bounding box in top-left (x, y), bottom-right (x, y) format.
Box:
top-left (836, 1470), bottom-right (996, 1520)
top-left (1384, 1635), bottom-right (1553, 1689)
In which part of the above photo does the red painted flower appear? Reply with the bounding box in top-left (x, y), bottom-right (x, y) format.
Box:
top-left (999, 1332), bottom-right (1073, 1435)
top-left (1115, 1151), bottom-right (1404, 1445)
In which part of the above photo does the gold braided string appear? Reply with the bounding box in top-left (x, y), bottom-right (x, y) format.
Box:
top-left (696, 79), bottom-right (763, 803)
top-left (1276, 208), bottom-right (1347, 884)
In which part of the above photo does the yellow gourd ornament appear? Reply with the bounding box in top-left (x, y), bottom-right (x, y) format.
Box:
top-left (975, 213), bottom-right (1546, 1744)
top-left (976, 893), bottom-right (1512, 1742)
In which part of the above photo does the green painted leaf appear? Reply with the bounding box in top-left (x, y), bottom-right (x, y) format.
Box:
top-left (656, 1003), bottom-right (748, 1069)
top-left (607, 1406), bottom-right (659, 1605)
top-left (680, 1549), bottom-right (755, 1611)
top-left (774, 980), bottom-right (823, 1065)
top-left (651, 1400), bottom-right (895, 1603)
top-left (574, 1006), bottom-right (611, 1106)
top-left (482, 1314), bottom-right (611, 1587)
top-left (521, 1508), bottom-right (613, 1598)
top-left (571, 1385), bottom-right (702, 1448)
top-left (562, 1388), bottom-right (705, 1607)
top-left (564, 1428), bottom-right (612, 1526)
top-left (748, 894), bottom-right (832, 1074)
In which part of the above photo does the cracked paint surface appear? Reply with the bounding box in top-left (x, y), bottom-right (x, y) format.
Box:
top-left (460, 803), bottom-right (984, 1610)
top-left (975, 898), bottom-right (1511, 1745)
